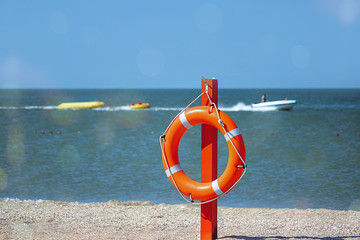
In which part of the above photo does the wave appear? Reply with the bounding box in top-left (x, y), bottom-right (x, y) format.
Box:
top-left (219, 102), bottom-right (276, 112)
top-left (0, 106), bottom-right (58, 110)
top-left (94, 106), bottom-right (184, 111)
top-left (0, 103), bottom-right (275, 112)
top-left (0, 197), bottom-right (45, 203)
top-left (93, 106), bottom-right (132, 111)
top-left (95, 102), bottom-right (282, 112)
top-left (2, 102), bottom-right (356, 112)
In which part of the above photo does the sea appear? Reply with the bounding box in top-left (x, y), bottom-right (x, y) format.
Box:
top-left (0, 88), bottom-right (359, 210)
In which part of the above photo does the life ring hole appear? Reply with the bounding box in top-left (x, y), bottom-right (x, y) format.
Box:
top-left (217, 130), bottom-right (229, 176)
top-left (177, 124), bottom-right (229, 182)
top-left (178, 125), bottom-right (202, 182)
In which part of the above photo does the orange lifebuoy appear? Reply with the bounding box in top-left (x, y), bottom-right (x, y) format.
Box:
top-left (161, 106), bottom-right (246, 202)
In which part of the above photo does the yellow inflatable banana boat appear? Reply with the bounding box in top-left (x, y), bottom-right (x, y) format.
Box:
top-left (130, 102), bottom-right (150, 109)
top-left (58, 101), bottom-right (104, 109)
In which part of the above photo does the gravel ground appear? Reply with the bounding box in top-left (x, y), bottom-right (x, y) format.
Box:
top-left (1, 200), bottom-right (359, 240)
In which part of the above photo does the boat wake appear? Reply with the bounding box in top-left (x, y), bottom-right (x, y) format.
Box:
top-left (0, 106), bottom-right (58, 110)
top-left (94, 106), bottom-right (184, 111)
top-left (94, 103), bottom-right (276, 112)
top-left (93, 106), bottom-right (132, 111)
top-left (219, 102), bottom-right (277, 112)
top-left (0, 103), bottom-right (277, 112)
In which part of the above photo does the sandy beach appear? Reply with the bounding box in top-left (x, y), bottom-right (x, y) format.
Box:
top-left (1, 200), bottom-right (359, 240)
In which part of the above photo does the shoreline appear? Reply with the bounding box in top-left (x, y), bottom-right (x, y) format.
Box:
top-left (1, 200), bottom-right (359, 240)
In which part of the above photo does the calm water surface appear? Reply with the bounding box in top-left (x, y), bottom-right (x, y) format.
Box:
top-left (0, 89), bottom-right (359, 210)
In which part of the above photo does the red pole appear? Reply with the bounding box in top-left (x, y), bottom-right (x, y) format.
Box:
top-left (200, 78), bottom-right (218, 240)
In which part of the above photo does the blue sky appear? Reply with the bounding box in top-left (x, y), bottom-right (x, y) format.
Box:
top-left (0, 0), bottom-right (359, 89)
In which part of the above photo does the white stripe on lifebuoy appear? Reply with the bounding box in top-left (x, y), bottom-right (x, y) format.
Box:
top-left (224, 128), bottom-right (241, 141)
top-left (165, 164), bottom-right (182, 177)
top-left (179, 112), bottom-right (192, 129)
top-left (212, 179), bottom-right (223, 196)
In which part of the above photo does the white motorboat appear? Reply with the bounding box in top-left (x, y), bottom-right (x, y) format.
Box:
top-left (251, 100), bottom-right (296, 110)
